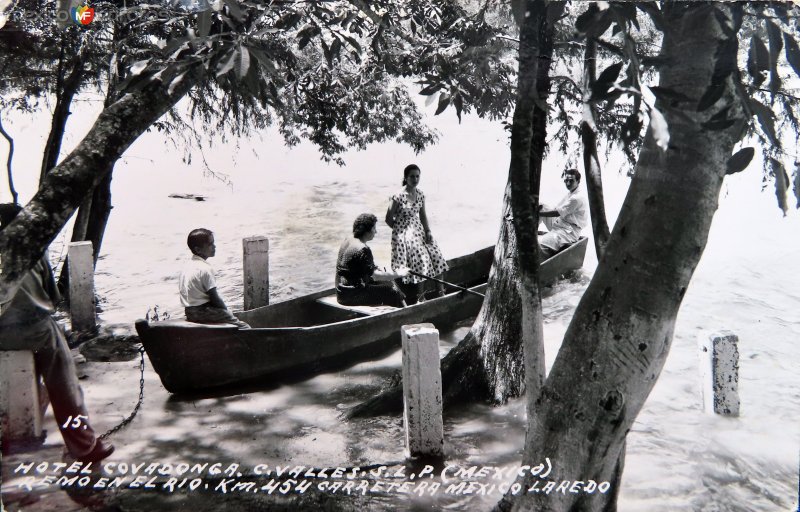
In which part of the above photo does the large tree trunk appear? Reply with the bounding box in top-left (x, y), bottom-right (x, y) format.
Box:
top-left (581, 38), bottom-right (611, 260)
top-left (0, 69), bottom-right (201, 301)
top-left (507, 0), bottom-right (561, 425)
top-left (347, 184), bottom-right (526, 418)
top-left (501, 5), bottom-right (745, 511)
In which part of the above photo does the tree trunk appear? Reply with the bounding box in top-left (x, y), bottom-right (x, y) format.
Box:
top-left (581, 38), bottom-right (611, 260)
top-left (56, 26), bottom-right (126, 295)
top-left (507, 0), bottom-right (562, 421)
top-left (56, 171), bottom-right (112, 297)
top-left (0, 68), bottom-right (201, 301)
top-left (502, 5), bottom-right (745, 510)
top-left (40, 54), bottom-right (83, 184)
top-left (347, 184), bottom-right (526, 418)
top-left (0, 116), bottom-right (17, 204)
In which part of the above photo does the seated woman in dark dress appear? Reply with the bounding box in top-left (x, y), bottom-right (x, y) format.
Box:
top-left (336, 213), bottom-right (408, 308)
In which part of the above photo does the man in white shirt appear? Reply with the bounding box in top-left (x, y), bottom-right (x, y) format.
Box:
top-left (538, 169), bottom-right (589, 259)
top-left (178, 228), bottom-right (249, 328)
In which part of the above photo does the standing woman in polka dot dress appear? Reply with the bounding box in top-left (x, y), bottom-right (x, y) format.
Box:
top-left (385, 164), bottom-right (449, 303)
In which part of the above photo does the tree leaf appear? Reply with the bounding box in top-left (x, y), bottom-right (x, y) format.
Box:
top-left (340, 33), bottom-right (361, 54)
top-left (223, 0), bottom-right (244, 22)
top-left (749, 99), bottom-right (778, 145)
top-left (648, 106), bottom-right (670, 151)
top-left (130, 60), bottom-right (149, 77)
top-left (299, 24), bottom-right (321, 39)
top-left (167, 70), bottom-right (188, 96)
top-left (276, 11), bottom-right (301, 30)
top-left (197, 9), bottom-right (212, 38)
top-left (419, 83), bottom-right (443, 96)
top-left (766, 20), bottom-right (783, 94)
top-left (591, 62), bottom-right (623, 101)
top-left (696, 84), bottom-right (724, 112)
top-left (793, 166), bottom-right (800, 208)
top-left (435, 94), bottom-right (450, 115)
top-left (216, 49), bottom-right (236, 77)
top-left (575, 4), bottom-right (606, 37)
top-left (712, 37), bottom-right (738, 83)
top-left (649, 86), bottom-right (692, 105)
top-left (330, 37), bottom-right (342, 64)
top-left (236, 46), bottom-right (250, 79)
top-left (702, 119), bottom-right (736, 131)
top-left (783, 33), bottom-right (800, 80)
top-left (425, 91), bottom-right (438, 107)
top-left (771, 158), bottom-right (789, 216)
top-left (596, 62), bottom-right (623, 86)
top-left (725, 147), bottom-right (754, 175)
top-left (453, 94), bottom-right (463, 123)
top-left (621, 111), bottom-right (643, 145)
top-left (248, 46), bottom-right (276, 73)
top-left (610, 3), bottom-right (638, 31)
top-left (747, 35), bottom-right (769, 86)
top-left (321, 39), bottom-right (331, 67)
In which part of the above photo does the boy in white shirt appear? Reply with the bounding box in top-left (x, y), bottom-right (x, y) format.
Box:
top-left (178, 228), bottom-right (249, 328)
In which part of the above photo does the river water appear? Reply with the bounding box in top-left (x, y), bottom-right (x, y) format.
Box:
top-left (2, 101), bottom-right (799, 510)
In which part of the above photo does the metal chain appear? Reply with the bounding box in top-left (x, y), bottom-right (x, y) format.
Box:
top-left (99, 346), bottom-right (146, 440)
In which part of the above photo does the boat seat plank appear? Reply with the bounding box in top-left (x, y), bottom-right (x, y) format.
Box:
top-left (315, 295), bottom-right (399, 316)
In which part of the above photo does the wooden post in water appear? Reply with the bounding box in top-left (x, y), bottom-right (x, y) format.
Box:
top-left (243, 236), bottom-right (269, 310)
top-left (0, 351), bottom-right (43, 442)
top-left (68, 241), bottom-right (96, 332)
top-left (401, 323), bottom-right (444, 457)
top-left (698, 331), bottom-right (740, 416)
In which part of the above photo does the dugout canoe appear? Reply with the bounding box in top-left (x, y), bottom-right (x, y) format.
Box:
top-left (135, 237), bottom-right (588, 393)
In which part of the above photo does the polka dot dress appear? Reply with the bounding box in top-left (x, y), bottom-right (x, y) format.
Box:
top-left (389, 189), bottom-right (449, 285)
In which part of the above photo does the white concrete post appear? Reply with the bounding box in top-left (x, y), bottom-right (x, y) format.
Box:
top-left (0, 351), bottom-right (43, 441)
top-left (68, 241), bottom-right (96, 332)
top-left (698, 331), bottom-right (740, 416)
top-left (401, 323), bottom-right (444, 458)
top-left (243, 236), bottom-right (269, 310)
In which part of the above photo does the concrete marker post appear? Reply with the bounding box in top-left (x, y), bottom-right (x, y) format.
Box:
top-left (0, 351), bottom-right (43, 441)
top-left (243, 236), bottom-right (269, 310)
top-left (68, 241), bottom-right (96, 332)
top-left (401, 323), bottom-right (444, 457)
top-left (698, 330), bottom-right (740, 416)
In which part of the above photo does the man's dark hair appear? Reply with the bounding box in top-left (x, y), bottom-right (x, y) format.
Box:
top-left (0, 203), bottom-right (22, 232)
top-left (563, 168), bottom-right (581, 183)
top-left (352, 213), bottom-right (377, 238)
top-left (187, 228), bottom-right (213, 254)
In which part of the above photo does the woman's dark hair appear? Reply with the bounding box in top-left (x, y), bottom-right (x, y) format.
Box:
top-left (352, 213), bottom-right (377, 238)
top-left (402, 164), bottom-right (421, 186)
top-left (0, 203), bottom-right (22, 232)
top-left (187, 228), bottom-right (213, 254)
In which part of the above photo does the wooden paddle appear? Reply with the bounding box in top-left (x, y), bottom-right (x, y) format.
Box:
top-left (407, 271), bottom-right (486, 298)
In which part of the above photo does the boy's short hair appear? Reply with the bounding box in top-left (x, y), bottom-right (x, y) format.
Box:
top-left (187, 228), bottom-right (213, 254)
top-left (0, 203), bottom-right (22, 232)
